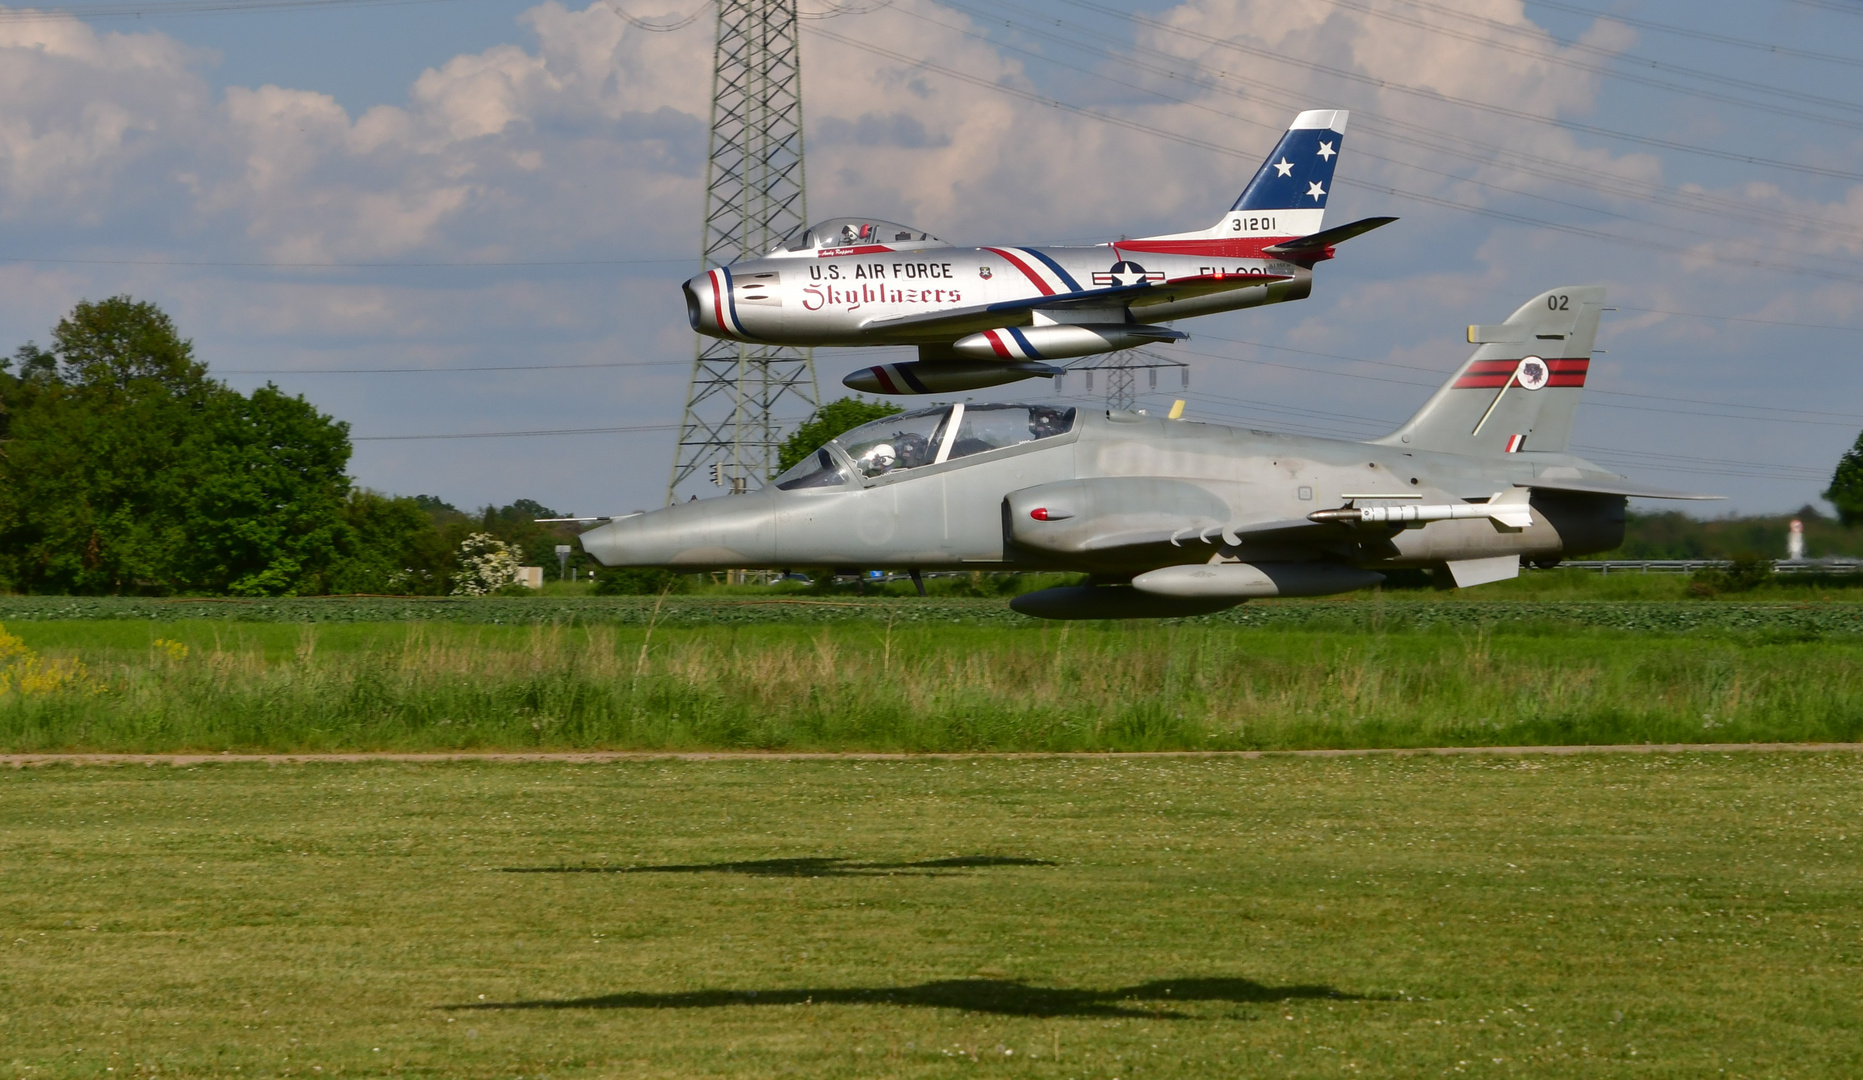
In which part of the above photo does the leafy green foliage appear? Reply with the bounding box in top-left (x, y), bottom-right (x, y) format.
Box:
top-left (592, 568), bottom-right (694, 595)
top-left (328, 491), bottom-right (454, 595)
top-left (775, 396), bottom-right (902, 474)
top-left (0, 298), bottom-right (603, 597)
top-left (1825, 429), bottom-right (1863, 527)
top-left (0, 297), bottom-right (352, 595)
top-left (1688, 553), bottom-right (1777, 597)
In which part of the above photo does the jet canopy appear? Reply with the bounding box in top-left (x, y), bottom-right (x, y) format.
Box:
top-left (774, 217), bottom-right (943, 253)
top-left (772, 403), bottom-right (1077, 490)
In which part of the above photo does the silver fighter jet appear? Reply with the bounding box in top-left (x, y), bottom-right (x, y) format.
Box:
top-left (584, 285), bottom-right (1719, 618)
top-left (684, 109), bottom-right (1394, 396)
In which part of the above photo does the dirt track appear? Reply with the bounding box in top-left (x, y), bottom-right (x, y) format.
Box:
top-left (5, 743), bottom-right (1862, 766)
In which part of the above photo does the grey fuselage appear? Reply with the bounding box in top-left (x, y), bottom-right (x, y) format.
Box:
top-left (578, 410), bottom-right (1625, 575)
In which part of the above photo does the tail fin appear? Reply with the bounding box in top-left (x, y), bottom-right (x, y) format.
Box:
top-left (1225, 109), bottom-right (1347, 237)
top-left (1373, 285), bottom-right (1605, 456)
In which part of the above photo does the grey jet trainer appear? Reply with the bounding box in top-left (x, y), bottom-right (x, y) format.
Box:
top-left (583, 286), bottom-right (1719, 618)
top-left (684, 109), bottom-right (1394, 396)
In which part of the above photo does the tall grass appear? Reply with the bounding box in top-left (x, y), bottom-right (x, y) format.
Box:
top-left (1, 619), bottom-right (1859, 751)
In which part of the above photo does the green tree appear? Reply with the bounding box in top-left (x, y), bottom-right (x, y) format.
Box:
top-left (0, 297), bottom-right (354, 595)
top-left (1825, 429), bottom-right (1863, 527)
top-left (328, 490), bottom-right (455, 595)
top-left (776, 396), bottom-right (902, 474)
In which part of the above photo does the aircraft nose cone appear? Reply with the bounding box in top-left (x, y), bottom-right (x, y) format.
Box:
top-left (681, 275), bottom-right (705, 331)
top-left (580, 492), bottom-right (778, 570)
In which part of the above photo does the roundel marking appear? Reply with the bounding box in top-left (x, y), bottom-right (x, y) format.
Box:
top-left (1515, 355), bottom-right (1550, 391)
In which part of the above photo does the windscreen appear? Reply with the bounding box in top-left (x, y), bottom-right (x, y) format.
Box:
top-left (834, 407), bottom-right (953, 478)
top-left (771, 447), bottom-right (849, 490)
top-left (778, 218), bottom-right (943, 252)
top-left (946, 404), bottom-right (1077, 460)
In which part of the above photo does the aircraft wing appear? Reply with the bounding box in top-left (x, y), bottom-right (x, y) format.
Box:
top-left (1524, 476), bottom-right (1724, 500)
top-left (859, 273), bottom-right (1293, 341)
top-left (1065, 477), bottom-right (1721, 559)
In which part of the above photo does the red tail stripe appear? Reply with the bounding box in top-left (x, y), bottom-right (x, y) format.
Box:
top-left (983, 247), bottom-right (1054, 296)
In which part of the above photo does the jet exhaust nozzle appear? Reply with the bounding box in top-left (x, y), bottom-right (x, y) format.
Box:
top-left (951, 324), bottom-right (1184, 362)
top-left (1009, 586), bottom-right (1241, 621)
top-left (843, 360), bottom-right (1061, 395)
top-left (1130, 561), bottom-right (1384, 599)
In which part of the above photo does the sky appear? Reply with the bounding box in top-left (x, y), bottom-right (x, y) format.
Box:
top-left (1, 0), bottom-right (1860, 520)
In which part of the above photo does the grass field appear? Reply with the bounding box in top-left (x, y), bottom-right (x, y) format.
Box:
top-left (0, 612), bottom-right (1861, 752)
top-left (4, 755), bottom-right (1860, 1078)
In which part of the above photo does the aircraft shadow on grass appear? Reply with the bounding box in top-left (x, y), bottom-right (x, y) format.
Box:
top-left (449, 977), bottom-right (1363, 1019)
top-left (500, 855), bottom-right (1054, 878)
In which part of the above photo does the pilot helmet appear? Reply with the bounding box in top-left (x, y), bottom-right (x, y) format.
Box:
top-left (856, 443), bottom-right (897, 476)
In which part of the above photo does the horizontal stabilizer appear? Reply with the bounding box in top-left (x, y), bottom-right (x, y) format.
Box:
top-left (1525, 476), bottom-right (1725, 500)
top-left (1263, 216), bottom-right (1398, 254)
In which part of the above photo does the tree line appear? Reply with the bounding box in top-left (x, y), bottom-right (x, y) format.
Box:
top-left (0, 297), bottom-right (594, 595)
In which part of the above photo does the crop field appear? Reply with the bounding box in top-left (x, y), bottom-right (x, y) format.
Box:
top-left (0, 594), bottom-right (1862, 752)
top-left (4, 754), bottom-right (1860, 1078)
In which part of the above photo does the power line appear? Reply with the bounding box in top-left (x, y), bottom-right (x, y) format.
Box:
top-left (810, 21), bottom-right (1863, 285)
top-left (219, 346), bottom-right (904, 375)
top-left (1048, 0), bottom-right (1863, 184)
top-left (0, 0), bottom-right (468, 20)
top-left (933, 0), bottom-right (1863, 249)
top-left (1184, 333), bottom-right (1863, 427)
top-left (870, 2), bottom-right (1863, 282)
top-left (1331, 0), bottom-right (1863, 122)
top-left (1617, 305), bottom-right (1863, 334)
top-left (354, 422), bottom-right (681, 441)
top-left (1523, 0), bottom-right (1863, 69)
top-left (222, 359), bottom-right (690, 374)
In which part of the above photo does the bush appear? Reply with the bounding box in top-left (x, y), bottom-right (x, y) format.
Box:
top-left (1688, 553), bottom-right (1776, 598)
top-left (593, 568), bottom-right (693, 595)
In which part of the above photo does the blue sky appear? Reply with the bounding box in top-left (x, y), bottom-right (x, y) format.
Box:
top-left (2, 0), bottom-right (1861, 524)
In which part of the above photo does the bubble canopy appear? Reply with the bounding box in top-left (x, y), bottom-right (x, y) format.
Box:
top-left (771, 403), bottom-right (1077, 490)
top-left (773, 218), bottom-right (943, 253)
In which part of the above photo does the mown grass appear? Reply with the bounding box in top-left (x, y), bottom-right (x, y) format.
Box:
top-left (2, 617), bottom-right (1861, 752)
top-left (3, 756), bottom-right (1860, 1078)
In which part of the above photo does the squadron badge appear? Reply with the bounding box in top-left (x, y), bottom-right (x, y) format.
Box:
top-left (1515, 356), bottom-right (1550, 391)
top-left (978, 266), bottom-right (993, 280)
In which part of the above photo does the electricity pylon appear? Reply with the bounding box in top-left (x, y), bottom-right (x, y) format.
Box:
top-left (667, 0), bottom-right (818, 503)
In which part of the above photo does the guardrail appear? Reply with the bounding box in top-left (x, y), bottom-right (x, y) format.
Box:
top-left (1559, 560), bottom-right (1863, 575)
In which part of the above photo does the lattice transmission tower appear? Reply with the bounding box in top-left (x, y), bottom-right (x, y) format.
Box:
top-left (667, 0), bottom-right (818, 503)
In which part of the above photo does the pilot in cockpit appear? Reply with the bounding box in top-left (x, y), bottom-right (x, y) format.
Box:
top-left (1028, 406), bottom-right (1070, 440)
top-left (854, 430), bottom-right (933, 477)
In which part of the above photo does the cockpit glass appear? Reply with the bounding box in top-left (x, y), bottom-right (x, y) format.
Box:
top-left (946, 404), bottom-right (1077, 461)
top-left (835, 407), bottom-right (953, 479)
top-left (771, 447), bottom-right (849, 491)
top-left (775, 217), bottom-right (943, 252)
top-left (819, 403), bottom-right (1076, 483)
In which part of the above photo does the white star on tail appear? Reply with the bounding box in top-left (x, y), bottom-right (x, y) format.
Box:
top-left (1316, 140), bottom-right (1336, 160)
top-left (1273, 157), bottom-right (1294, 177)
top-left (1307, 181), bottom-right (1326, 201)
